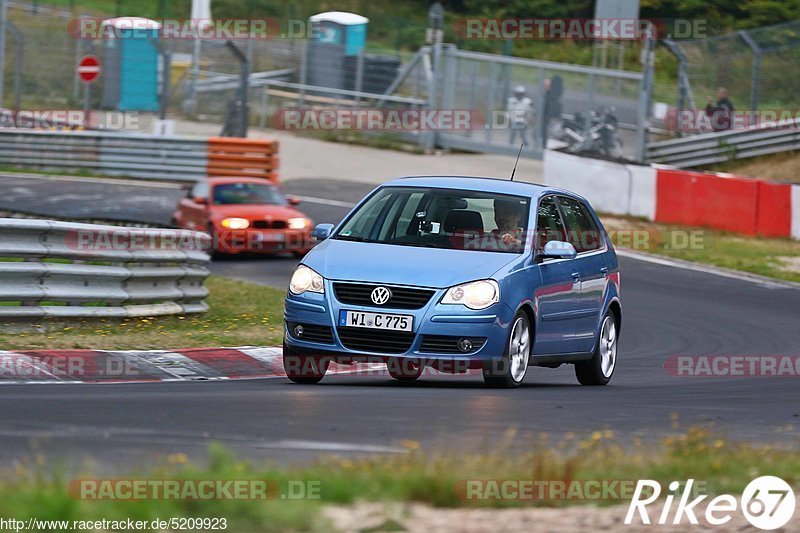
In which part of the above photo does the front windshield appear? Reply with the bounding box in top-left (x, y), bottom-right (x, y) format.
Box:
top-left (213, 183), bottom-right (286, 205)
top-left (334, 186), bottom-right (531, 253)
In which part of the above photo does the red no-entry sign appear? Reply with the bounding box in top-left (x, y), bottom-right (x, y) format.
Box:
top-left (78, 55), bottom-right (101, 84)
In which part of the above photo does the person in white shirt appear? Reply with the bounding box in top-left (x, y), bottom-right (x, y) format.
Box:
top-left (507, 85), bottom-right (533, 146)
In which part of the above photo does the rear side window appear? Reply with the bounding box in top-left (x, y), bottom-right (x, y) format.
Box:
top-left (557, 196), bottom-right (603, 253)
top-left (535, 196), bottom-right (567, 250)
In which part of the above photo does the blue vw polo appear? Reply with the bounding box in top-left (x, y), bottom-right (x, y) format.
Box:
top-left (283, 176), bottom-right (621, 388)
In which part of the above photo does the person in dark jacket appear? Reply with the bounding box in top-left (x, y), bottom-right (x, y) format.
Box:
top-left (706, 87), bottom-right (734, 131)
top-left (540, 75), bottom-right (564, 147)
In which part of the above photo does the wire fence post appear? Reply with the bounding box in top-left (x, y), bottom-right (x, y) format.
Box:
top-left (738, 30), bottom-right (761, 125)
top-left (0, 0), bottom-right (8, 108)
top-left (635, 35), bottom-right (655, 163)
top-left (225, 40), bottom-right (250, 138)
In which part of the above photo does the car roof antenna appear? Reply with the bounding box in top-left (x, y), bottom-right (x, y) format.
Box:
top-left (510, 143), bottom-right (524, 181)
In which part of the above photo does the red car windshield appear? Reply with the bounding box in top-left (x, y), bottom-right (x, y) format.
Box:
top-left (212, 183), bottom-right (286, 205)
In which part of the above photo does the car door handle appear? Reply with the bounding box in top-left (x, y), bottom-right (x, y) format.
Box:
top-left (600, 267), bottom-right (609, 275)
top-left (571, 272), bottom-right (581, 282)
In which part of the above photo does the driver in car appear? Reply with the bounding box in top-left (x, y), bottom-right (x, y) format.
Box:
top-left (492, 199), bottom-right (524, 250)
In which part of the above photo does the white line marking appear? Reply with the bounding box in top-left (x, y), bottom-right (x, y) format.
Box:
top-left (0, 171), bottom-right (183, 189)
top-left (291, 195), bottom-right (355, 208)
top-left (616, 249), bottom-right (800, 290)
top-left (260, 440), bottom-right (405, 453)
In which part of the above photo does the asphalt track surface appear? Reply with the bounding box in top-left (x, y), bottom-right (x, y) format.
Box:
top-left (1, 173), bottom-right (799, 469)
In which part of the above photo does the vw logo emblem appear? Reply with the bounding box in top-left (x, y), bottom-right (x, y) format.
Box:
top-left (371, 286), bottom-right (392, 305)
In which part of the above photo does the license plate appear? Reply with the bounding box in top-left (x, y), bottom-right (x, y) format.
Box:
top-left (254, 233), bottom-right (285, 242)
top-left (339, 310), bottom-right (413, 332)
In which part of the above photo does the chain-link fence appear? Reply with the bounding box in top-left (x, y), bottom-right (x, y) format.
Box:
top-left (663, 20), bottom-right (800, 133)
top-left (436, 47), bottom-right (646, 161)
top-left (2, 1), bottom-right (653, 161)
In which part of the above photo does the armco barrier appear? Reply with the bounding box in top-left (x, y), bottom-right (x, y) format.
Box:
top-left (0, 218), bottom-right (211, 321)
top-left (646, 117), bottom-right (800, 168)
top-left (0, 130), bottom-right (279, 182)
top-left (543, 149), bottom-right (799, 240)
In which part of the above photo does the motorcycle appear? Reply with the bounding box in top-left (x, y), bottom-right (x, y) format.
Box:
top-left (559, 107), bottom-right (623, 158)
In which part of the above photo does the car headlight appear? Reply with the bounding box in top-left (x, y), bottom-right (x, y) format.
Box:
top-left (221, 217), bottom-right (249, 230)
top-left (289, 265), bottom-right (325, 295)
top-left (288, 217), bottom-right (309, 230)
top-left (442, 279), bottom-right (499, 310)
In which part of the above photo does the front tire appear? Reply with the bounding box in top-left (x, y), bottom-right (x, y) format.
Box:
top-left (483, 311), bottom-right (531, 388)
top-left (575, 311), bottom-right (618, 386)
top-left (283, 342), bottom-right (329, 384)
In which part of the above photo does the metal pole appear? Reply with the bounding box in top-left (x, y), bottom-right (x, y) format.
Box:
top-left (298, 39), bottom-right (307, 107)
top-left (0, 0), bottom-right (8, 108)
top-left (739, 30), bottom-right (761, 126)
top-left (8, 21), bottom-right (21, 111)
top-left (160, 44), bottom-right (171, 120)
top-left (225, 40), bottom-right (249, 137)
top-left (83, 82), bottom-right (90, 129)
top-left (635, 36), bottom-right (655, 163)
top-left (354, 49), bottom-right (364, 109)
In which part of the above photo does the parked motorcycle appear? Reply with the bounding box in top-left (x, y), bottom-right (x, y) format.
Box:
top-left (560, 107), bottom-right (623, 158)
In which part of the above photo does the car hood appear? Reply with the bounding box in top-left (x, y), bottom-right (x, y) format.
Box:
top-left (210, 204), bottom-right (306, 220)
top-left (304, 239), bottom-right (522, 288)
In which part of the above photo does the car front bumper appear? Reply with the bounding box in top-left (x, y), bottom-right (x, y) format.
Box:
top-left (283, 279), bottom-right (515, 367)
top-left (214, 228), bottom-right (312, 253)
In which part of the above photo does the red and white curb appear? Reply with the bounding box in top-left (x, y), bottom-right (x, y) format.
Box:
top-left (0, 347), bottom-right (383, 385)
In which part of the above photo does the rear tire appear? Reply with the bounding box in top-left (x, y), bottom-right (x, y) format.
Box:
top-left (483, 311), bottom-right (531, 388)
top-left (283, 342), bottom-right (329, 384)
top-left (387, 358), bottom-right (423, 381)
top-left (575, 310), bottom-right (618, 386)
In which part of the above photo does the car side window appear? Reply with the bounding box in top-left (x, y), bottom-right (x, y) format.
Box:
top-left (536, 196), bottom-right (567, 251)
top-left (557, 196), bottom-right (602, 253)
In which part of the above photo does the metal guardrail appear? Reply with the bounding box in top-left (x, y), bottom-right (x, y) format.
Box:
top-left (0, 218), bottom-right (211, 321)
top-left (646, 117), bottom-right (800, 168)
top-left (0, 130), bottom-right (208, 181)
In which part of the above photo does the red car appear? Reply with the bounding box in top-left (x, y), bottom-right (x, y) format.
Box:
top-left (172, 177), bottom-right (314, 256)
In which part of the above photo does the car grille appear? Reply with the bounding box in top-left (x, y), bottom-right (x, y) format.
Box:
top-left (333, 283), bottom-right (435, 310)
top-left (252, 220), bottom-right (288, 229)
top-left (419, 335), bottom-right (487, 354)
top-left (337, 326), bottom-right (415, 354)
top-left (287, 322), bottom-right (334, 344)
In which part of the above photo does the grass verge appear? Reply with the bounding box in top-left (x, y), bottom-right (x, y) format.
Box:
top-left (705, 150), bottom-right (800, 184)
top-left (2, 428), bottom-right (799, 531)
top-left (601, 215), bottom-right (800, 283)
top-left (0, 276), bottom-right (286, 350)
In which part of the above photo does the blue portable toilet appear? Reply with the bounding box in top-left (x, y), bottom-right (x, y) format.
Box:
top-left (307, 12), bottom-right (369, 90)
top-left (100, 17), bottom-right (161, 112)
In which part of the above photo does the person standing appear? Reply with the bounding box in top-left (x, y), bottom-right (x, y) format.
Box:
top-left (706, 87), bottom-right (734, 131)
top-left (540, 75), bottom-right (564, 147)
top-left (507, 85), bottom-right (533, 146)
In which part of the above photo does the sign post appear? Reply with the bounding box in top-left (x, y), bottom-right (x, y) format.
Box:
top-left (77, 55), bottom-right (101, 129)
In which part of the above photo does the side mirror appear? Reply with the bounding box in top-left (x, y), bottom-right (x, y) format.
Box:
top-left (539, 240), bottom-right (577, 260)
top-left (194, 197), bottom-right (208, 205)
top-left (288, 197), bottom-right (301, 206)
top-left (311, 223), bottom-right (335, 241)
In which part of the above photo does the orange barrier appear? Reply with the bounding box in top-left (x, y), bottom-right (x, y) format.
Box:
top-left (206, 137), bottom-right (279, 183)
